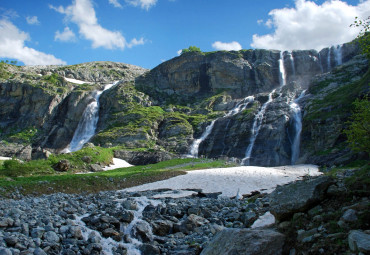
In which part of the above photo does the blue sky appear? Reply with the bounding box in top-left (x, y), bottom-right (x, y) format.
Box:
top-left (0, 0), bottom-right (369, 68)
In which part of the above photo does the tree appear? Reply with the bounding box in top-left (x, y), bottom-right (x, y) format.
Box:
top-left (343, 95), bottom-right (370, 156)
top-left (351, 16), bottom-right (370, 59)
top-left (181, 46), bottom-right (201, 55)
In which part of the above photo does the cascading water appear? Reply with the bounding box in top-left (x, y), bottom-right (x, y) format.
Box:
top-left (334, 44), bottom-right (343, 66)
top-left (279, 51), bottom-right (287, 86)
top-left (241, 53), bottom-right (287, 165)
top-left (64, 81), bottom-right (119, 152)
top-left (288, 51), bottom-right (296, 77)
top-left (187, 96), bottom-right (254, 158)
top-left (188, 120), bottom-right (216, 158)
top-left (318, 52), bottom-right (324, 73)
top-left (289, 90), bottom-right (306, 165)
top-left (327, 46), bottom-right (332, 71)
top-left (241, 90), bottom-right (275, 165)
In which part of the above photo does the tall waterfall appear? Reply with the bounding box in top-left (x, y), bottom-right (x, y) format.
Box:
top-left (279, 51), bottom-right (287, 86)
top-left (241, 90), bottom-right (275, 165)
top-left (188, 120), bottom-right (216, 158)
top-left (334, 45), bottom-right (343, 66)
top-left (187, 96), bottom-right (255, 158)
top-left (289, 90), bottom-right (306, 165)
top-left (288, 51), bottom-right (296, 77)
top-left (327, 46), bottom-right (332, 71)
top-left (65, 81), bottom-right (119, 152)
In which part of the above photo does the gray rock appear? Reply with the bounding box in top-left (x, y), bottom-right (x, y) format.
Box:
top-left (0, 218), bottom-right (14, 227)
top-left (341, 209), bottom-right (358, 222)
top-left (269, 176), bottom-right (333, 221)
top-left (43, 231), bottom-right (60, 243)
top-left (132, 221), bottom-right (153, 242)
top-left (90, 164), bottom-right (103, 172)
top-left (201, 228), bottom-right (285, 255)
top-left (0, 248), bottom-right (12, 255)
top-left (152, 220), bottom-right (173, 236)
top-left (348, 230), bottom-right (370, 253)
top-left (31, 227), bottom-right (45, 239)
top-left (33, 248), bottom-right (47, 255)
top-left (53, 160), bottom-right (70, 172)
top-left (4, 236), bottom-right (18, 247)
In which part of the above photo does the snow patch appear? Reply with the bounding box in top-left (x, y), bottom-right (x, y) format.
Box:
top-left (64, 77), bottom-right (93, 84)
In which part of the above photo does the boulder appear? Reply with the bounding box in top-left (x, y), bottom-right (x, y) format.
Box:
top-left (90, 164), bottom-right (103, 172)
top-left (53, 160), bottom-right (70, 172)
top-left (348, 230), bottom-right (370, 253)
top-left (269, 176), bottom-right (333, 221)
top-left (114, 150), bottom-right (175, 165)
top-left (201, 228), bottom-right (285, 255)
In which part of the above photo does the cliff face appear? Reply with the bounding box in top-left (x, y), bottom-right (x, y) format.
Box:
top-left (0, 42), bottom-right (367, 166)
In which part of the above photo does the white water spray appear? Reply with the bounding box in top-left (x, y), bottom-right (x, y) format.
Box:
top-left (241, 90), bottom-right (275, 165)
top-left (327, 47), bottom-right (332, 71)
top-left (334, 44), bottom-right (343, 66)
top-left (187, 96), bottom-right (254, 158)
top-left (289, 90), bottom-right (306, 165)
top-left (288, 51), bottom-right (296, 77)
top-left (65, 81), bottom-right (119, 152)
top-left (279, 51), bottom-right (287, 86)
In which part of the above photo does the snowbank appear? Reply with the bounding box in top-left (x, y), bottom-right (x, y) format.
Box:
top-left (125, 164), bottom-right (321, 197)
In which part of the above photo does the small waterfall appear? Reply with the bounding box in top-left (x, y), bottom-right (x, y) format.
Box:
top-left (241, 89), bottom-right (275, 165)
top-left (188, 120), bottom-right (216, 158)
top-left (289, 52), bottom-right (295, 75)
top-left (289, 90), bottom-right (306, 165)
top-left (65, 81), bottom-right (119, 152)
top-left (327, 47), bottom-right (332, 71)
top-left (334, 44), bottom-right (343, 66)
top-left (279, 51), bottom-right (287, 86)
top-left (187, 96), bottom-right (254, 158)
top-left (318, 52), bottom-right (324, 73)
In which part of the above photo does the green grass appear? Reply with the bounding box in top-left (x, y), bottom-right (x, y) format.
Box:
top-left (0, 158), bottom-right (236, 197)
top-left (5, 127), bottom-right (39, 144)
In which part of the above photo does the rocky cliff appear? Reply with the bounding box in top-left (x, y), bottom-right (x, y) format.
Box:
top-left (0, 41), bottom-right (368, 166)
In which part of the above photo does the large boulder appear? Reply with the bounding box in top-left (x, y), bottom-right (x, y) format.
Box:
top-left (201, 228), bottom-right (285, 255)
top-left (114, 149), bottom-right (175, 165)
top-left (348, 230), bottom-right (370, 253)
top-left (269, 176), bottom-right (333, 221)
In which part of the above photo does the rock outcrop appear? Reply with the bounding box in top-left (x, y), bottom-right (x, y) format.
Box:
top-left (201, 228), bottom-right (285, 255)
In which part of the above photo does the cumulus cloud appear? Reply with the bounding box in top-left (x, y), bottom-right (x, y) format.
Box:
top-left (109, 0), bottom-right (123, 8)
top-left (212, 41), bottom-right (242, 51)
top-left (251, 0), bottom-right (370, 51)
top-left (125, 0), bottom-right (157, 10)
top-left (177, 49), bottom-right (182, 55)
top-left (26, 16), bottom-right (40, 25)
top-left (55, 27), bottom-right (76, 42)
top-left (0, 19), bottom-right (66, 65)
top-left (127, 37), bottom-right (145, 48)
top-left (50, 0), bottom-right (144, 50)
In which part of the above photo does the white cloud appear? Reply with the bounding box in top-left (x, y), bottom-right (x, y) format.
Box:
top-left (0, 19), bottom-right (66, 65)
top-left (50, 0), bottom-right (144, 50)
top-left (127, 37), bottom-right (145, 48)
top-left (125, 0), bottom-right (157, 10)
top-left (177, 49), bottom-right (182, 55)
top-left (55, 27), bottom-right (76, 42)
top-left (212, 41), bottom-right (242, 51)
top-left (251, 0), bottom-right (370, 51)
top-left (109, 0), bottom-right (122, 8)
top-left (26, 16), bottom-right (40, 25)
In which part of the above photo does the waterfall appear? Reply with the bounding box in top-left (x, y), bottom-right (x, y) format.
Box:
top-left (288, 51), bottom-right (296, 77)
top-left (187, 96), bottom-right (255, 158)
top-left (289, 90), bottom-right (306, 165)
top-left (188, 120), bottom-right (216, 158)
top-left (65, 81), bottom-right (119, 152)
top-left (327, 47), bottom-right (332, 71)
top-left (334, 44), bottom-right (343, 66)
top-left (241, 89), bottom-right (275, 165)
top-left (318, 52), bottom-right (324, 73)
top-left (279, 51), bottom-right (287, 86)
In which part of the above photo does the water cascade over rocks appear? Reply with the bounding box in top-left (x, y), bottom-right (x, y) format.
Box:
top-left (241, 90), bottom-right (275, 165)
top-left (289, 90), bottom-right (306, 165)
top-left (65, 81), bottom-right (119, 152)
top-left (334, 44), bottom-right (343, 66)
top-left (188, 96), bottom-right (255, 158)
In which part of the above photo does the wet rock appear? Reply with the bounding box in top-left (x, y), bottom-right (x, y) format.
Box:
top-left (132, 221), bottom-right (153, 242)
top-left (201, 228), bottom-right (285, 255)
top-left (348, 230), bottom-right (370, 253)
top-left (139, 244), bottom-right (160, 255)
top-left (269, 176), bottom-right (333, 221)
top-left (341, 209), bottom-right (358, 222)
top-left (152, 220), bottom-right (173, 236)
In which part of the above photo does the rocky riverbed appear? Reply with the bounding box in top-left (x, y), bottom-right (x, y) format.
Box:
top-left (0, 171), bottom-right (369, 255)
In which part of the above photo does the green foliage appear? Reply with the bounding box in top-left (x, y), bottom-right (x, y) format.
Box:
top-left (6, 127), bottom-right (39, 144)
top-left (352, 16), bottom-right (370, 59)
top-left (343, 95), bottom-right (370, 155)
top-left (1, 159), bottom-right (54, 177)
top-left (181, 46), bottom-right (202, 54)
top-left (42, 73), bottom-right (64, 86)
top-left (0, 62), bottom-right (12, 80)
